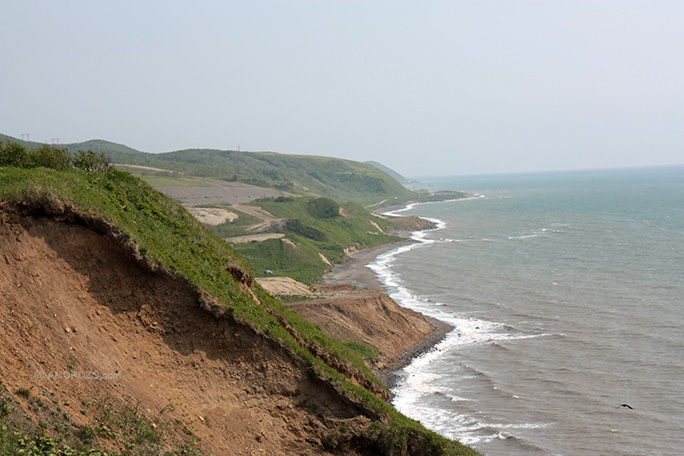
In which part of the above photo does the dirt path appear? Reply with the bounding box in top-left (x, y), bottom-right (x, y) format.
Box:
top-left (230, 203), bottom-right (277, 221)
top-left (226, 233), bottom-right (285, 243)
top-left (115, 164), bottom-right (180, 174)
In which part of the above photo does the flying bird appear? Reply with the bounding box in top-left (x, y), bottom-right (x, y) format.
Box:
top-left (617, 403), bottom-right (633, 409)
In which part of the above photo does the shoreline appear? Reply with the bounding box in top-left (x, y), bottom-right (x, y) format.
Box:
top-left (321, 237), bottom-right (414, 290)
top-left (378, 314), bottom-right (452, 388)
top-left (321, 235), bottom-right (454, 387)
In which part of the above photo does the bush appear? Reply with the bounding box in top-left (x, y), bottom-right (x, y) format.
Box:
top-left (28, 144), bottom-right (72, 170)
top-left (73, 150), bottom-right (113, 172)
top-left (285, 218), bottom-right (326, 241)
top-left (0, 141), bottom-right (29, 167)
top-left (0, 141), bottom-right (112, 173)
top-left (307, 197), bottom-right (340, 219)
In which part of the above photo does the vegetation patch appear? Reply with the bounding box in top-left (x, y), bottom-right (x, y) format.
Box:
top-left (343, 341), bottom-right (381, 362)
top-left (232, 196), bottom-right (402, 283)
top-left (0, 385), bottom-right (203, 455)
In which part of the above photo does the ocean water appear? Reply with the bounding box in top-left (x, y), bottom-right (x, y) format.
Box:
top-left (370, 166), bottom-right (684, 456)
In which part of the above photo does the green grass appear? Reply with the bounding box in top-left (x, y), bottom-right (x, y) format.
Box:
top-left (5, 134), bottom-right (417, 205)
top-left (231, 196), bottom-right (403, 283)
top-left (343, 341), bottom-right (381, 362)
top-left (0, 386), bottom-right (204, 455)
top-left (0, 165), bottom-right (481, 456)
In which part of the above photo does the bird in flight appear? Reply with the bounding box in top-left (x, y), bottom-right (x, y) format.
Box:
top-left (617, 404), bottom-right (633, 409)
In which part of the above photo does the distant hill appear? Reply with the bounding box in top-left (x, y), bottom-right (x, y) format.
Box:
top-left (0, 134), bottom-right (140, 155)
top-left (365, 160), bottom-right (409, 183)
top-left (126, 148), bottom-right (416, 204)
top-left (1, 134), bottom-right (415, 205)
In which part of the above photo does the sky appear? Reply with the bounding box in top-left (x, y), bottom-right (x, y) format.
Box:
top-left (1, 0), bottom-right (682, 177)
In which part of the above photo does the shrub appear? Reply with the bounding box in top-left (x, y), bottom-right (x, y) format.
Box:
top-left (27, 144), bottom-right (72, 170)
top-left (285, 218), bottom-right (326, 241)
top-left (0, 141), bottom-right (29, 167)
top-left (307, 197), bottom-right (340, 219)
top-left (0, 141), bottom-right (112, 173)
top-left (16, 387), bottom-right (32, 398)
top-left (73, 150), bottom-right (113, 172)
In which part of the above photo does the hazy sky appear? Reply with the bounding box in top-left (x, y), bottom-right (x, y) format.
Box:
top-left (2, 1), bottom-right (682, 177)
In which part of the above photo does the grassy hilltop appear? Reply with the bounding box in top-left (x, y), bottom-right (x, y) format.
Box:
top-left (0, 135), bottom-right (417, 206)
top-left (0, 142), bottom-right (480, 455)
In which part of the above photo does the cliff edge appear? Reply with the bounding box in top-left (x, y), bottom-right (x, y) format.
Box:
top-left (0, 165), bottom-right (480, 455)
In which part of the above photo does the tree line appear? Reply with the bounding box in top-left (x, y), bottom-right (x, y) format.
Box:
top-left (0, 141), bottom-right (112, 172)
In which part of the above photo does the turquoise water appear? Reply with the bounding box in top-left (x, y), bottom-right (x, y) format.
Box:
top-left (371, 166), bottom-right (684, 455)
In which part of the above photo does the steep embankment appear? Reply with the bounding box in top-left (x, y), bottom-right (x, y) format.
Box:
top-left (0, 165), bottom-right (481, 456)
top-left (287, 286), bottom-right (452, 377)
top-left (1, 209), bottom-right (368, 455)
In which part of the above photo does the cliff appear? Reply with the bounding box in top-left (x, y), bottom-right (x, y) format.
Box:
top-left (286, 285), bottom-right (452, 380)
top-left (0, 165), bottom-right (481, 455)
top-left (1, 208), bottom-right (367, 454)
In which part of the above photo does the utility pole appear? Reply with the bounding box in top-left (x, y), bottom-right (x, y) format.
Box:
top-left (51, 138), bottom-right (60, 145)
top-left (21, 133), bottom-right (30, 142)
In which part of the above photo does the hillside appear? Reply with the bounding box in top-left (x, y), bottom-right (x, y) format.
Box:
top-left (0, 136), bottom-right (441, 285)
top-left (365, 161), bottom-right (409, 184)
top-left (0, 134), bottom-right (416, 205)
top-left (227, 196), bottom-right (407, 284)
top-left (0, 164), bottom-right (480, 455)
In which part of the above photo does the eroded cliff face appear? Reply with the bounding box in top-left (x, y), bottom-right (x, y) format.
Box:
top-left (0, 209), bottom-right (376, 455)
top-left (286, 285), bottom-right (451, 377)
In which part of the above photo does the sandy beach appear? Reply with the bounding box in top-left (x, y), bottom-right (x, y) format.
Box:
top-left (321, 239), bottom-right (414, 290)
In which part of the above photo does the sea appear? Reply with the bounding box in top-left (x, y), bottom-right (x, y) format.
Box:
top-left (370, 166), bottom-right (684, 456)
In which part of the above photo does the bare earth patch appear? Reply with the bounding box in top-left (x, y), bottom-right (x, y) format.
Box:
top-left (318, 252), bottom-right (333, 266)
top-left (157, 180), bottom-right (282, 205)
top-left (225, 233), bottom-right (285, 243)
top-left (187, 207), bottom-right (238, 225)
top-left (256, 277), bottom-right (315, 296)
top-left (286, 286), bottom-right (452, 379)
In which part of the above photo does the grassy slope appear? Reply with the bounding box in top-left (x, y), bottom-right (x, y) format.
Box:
top-left (229, 197), bottom-right (402, 283)
top-left (0, 135), bottom-right (415, 205)
top-left (0, 166), bottom-right (480, 456)
top-left (113, 149), bottom-right (416, 205)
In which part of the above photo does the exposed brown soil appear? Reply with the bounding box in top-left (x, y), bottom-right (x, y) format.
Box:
top-left (286, 286), bottom-right (452, 383)
top-left (386, 216), bottom-right (434, 231)
top-left (0, 208), bottom-right (381, 455)
top-left (256, 277), bottom-right (315, 296)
